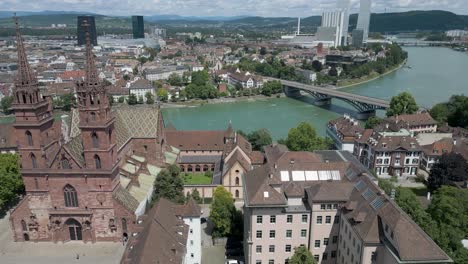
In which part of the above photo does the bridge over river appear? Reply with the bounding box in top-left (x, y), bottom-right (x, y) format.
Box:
top-left (266, 78), bottom-right (390, 119)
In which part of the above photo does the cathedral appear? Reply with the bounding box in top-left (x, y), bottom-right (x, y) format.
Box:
top-left (8, 16), bottom-right (265, 244)
top-left (9, 17), bottom-right (167, 243)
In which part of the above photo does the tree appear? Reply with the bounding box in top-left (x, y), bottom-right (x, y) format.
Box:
top-left (0, 154), bottom-right (24, 210)
top-left (259, 47), bottom-right (267, 55)
top-left (191, 70), bottom-right (210, 86)
top-left (60, 93), bottom-right (76, 111)
top-left (365, 116), bottom-right (383, 129)
top-left (210, 186), bottom-right (235, 238)
top-left (284, 122), bottom-right (332, 151)
top-left (133, 66), bottom-right (139, 75)
top-left (168, 73), bottom-right (183, 86)
top-left (328, 66), bottom-right (338, 77)
top-left (311, 60), bottom-right (323, 72)
top-left (289, 245), bottom-right (316, 264)
top-left (157, 88), bottom-right (169, 102)
top-left (153, 165), bottom-right (185, 204)
top-left (107, 95), bottom-right (114, 106)
top-left (138, 96), bottom-right (144, 104)
top-left (191, 189), bottom-right (202, 204)
top-left (1, 95), bottom-right (13, 114)
top-left (127, 93), bottom-right (138, 105)
top-left (246, 129), bottom-right (273, 151)
top-left (446, 95), bottom-right (468, 129)
top-left (430, 103), bottom-right (449, 124)
top-left (123, 74), bottom-right (130, 81)
top-left (386, 92), bottom-right (419, 117)
top-left (118, 96), bottom-right (125, 103)
top-left (145, 91), bottom-right (154, 104)
top-left (427, 153), bottom-right (468, 191)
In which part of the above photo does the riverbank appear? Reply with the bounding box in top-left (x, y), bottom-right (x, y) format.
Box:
top-left (336, 59), bottom-right (407, 89)
top-left (160, 94), bottom-right (284, 109)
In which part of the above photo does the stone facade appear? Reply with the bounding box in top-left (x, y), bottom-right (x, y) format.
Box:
top-left (9, 18), bottom-right (140, 243)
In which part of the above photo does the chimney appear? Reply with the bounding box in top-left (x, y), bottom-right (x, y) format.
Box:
top-left (453, 139), bottom-right (457, 146)
top-left (61, 114), bottom-right (70, 143)
top-left (297, 17), bottom-right (301, 35)
top-left (274, 163), bottom-right (278, 169)
top-left (290, 158), bottom-right (295, 164)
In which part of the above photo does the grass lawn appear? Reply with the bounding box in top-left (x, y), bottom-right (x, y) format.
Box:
top-left (407, 187), bottom-right (429, 197)
top-left (182, 173), bottom-right (212, 185)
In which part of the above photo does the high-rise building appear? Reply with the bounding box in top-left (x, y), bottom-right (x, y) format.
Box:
top-left (352, 29), bottom-right (365, 47)
top-left (132, 16), bottom-right (145, 39)
top-left (320, 11), bottom-right (347, 47)
top-left (337, 0), bottom-right (350, 45)
top-left (357, 0), bottom-right (372, 42)
top-left (77, 16), bottom-right (97, 46)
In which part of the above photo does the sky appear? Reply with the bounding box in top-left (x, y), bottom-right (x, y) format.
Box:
top-left (1, 0), bottom-right (467, 17)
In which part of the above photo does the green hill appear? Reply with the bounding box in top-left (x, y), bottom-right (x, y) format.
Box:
top-left (0, 14), bottom-right (132, 28)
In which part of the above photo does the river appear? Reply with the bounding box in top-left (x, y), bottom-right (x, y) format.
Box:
top-left (163, 47), bottom-right (468, 140)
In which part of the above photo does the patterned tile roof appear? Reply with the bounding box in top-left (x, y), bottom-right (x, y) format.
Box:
top-left (113, 185), bottom-right (139, 212)
top-left (64, 136), bottom-right (85, 166)
top-left (69, 106), bottom-right (161, 150)
top-left (113, 106), bottom-right (160, 149)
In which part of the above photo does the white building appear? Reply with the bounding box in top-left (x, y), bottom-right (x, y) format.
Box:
top-left (144, 66), bottom-right (187, 81)
top-left (128, 78), bottom-right (155, 102)
top-left (321, 11), bottom-right (348, 47)
top-left (181, 198), bottom-right (202, 264)
top-left (356, 0), bottom-right (372, 42)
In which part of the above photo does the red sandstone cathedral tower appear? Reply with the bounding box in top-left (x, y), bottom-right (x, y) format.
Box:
top-left (9, 17), bottom-right (135, 243)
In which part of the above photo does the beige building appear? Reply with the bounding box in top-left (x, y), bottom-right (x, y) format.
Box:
top-left (243, 145), bottom-right (452, 264)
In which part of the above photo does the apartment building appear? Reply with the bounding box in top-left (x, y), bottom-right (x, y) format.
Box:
top-left (327, 115), bottom-right (365, 152)
top-left (353, 130), bottom-right (422, 177)
top-left (242, 145), bottom-right (451, 264)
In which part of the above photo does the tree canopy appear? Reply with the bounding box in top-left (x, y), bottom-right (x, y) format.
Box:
top-left (427, 153), bottom-right (468, 192)
top-left (365, 116), bottom-right (383, 129)
top-left (239, 129), bottom-right (273, 151)
top-left (145, 91), bottom-right (155, 104)
top-left (1, 95), bottom-right (14, 114)
top-left (127, 93), bottom-right (138, 105)
top-left (0, 154), bottom-right (24, 211)
top-left (153, 164), bottom-right (185, 204)
top-left (210, 186), bottom-right (235, 238)
top-left (289, 245), bottom-right (317, 264)
top-left (430, 95), bottom-right (468, 128)
top-left (386, 92), bottom-right (419, 117)
top-left (283, 122), bottom-right (332, 151)
top-left (167, 73), bottom-right (183, 86)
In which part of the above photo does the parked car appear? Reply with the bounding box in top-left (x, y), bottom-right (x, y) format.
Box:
top-left (226, 260), bottom-right (244, 264)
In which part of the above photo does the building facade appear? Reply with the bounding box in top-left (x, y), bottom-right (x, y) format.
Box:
top-left (356, 0), bottom-right (371, 42)
top-left (132, 16), bottom-right (145, 39)
top-left (8, 17), bottom-right (168, 244)
top-left (243, 145), bottom-right (452, 264)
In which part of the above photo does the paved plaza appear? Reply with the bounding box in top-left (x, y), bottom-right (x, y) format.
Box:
top-left (0, 212), bottom-right (125, 264)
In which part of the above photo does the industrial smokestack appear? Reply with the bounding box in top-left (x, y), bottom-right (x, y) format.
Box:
top-left (297, 17), bottom-right (301, 35)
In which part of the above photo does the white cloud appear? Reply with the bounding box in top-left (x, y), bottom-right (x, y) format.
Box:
top-left (1, 0), bottom-right (467, 17)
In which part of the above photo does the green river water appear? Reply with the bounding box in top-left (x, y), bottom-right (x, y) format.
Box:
top-left (163, 47), bottom-right (468, 140)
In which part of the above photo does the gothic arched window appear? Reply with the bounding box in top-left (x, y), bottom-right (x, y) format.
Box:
top-left (90, 112), bottom-right (96, 121)
top-left (92, 132), bottom-right (99, 148)
top-left (235, 177), bottom-right (240, 186)
top-left (21, 219), bottom-right (28, 231)
top-left (94, 155), bottom-right (101, 169)
top-left (64, 184), bottom-right (79, 207)
top-left (30, 153), bottom-right (37, 168)
top-left (26, 131), bottom-right (33, 146)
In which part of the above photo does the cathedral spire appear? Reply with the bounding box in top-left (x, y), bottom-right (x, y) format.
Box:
top-left (83, 19), bottom-right (101, 89)
top-left (13, 14), bottom-right (40, 104)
